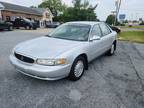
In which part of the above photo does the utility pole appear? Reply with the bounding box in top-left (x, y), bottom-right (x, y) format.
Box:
top-left (114, 0), bottom-right (122, 26)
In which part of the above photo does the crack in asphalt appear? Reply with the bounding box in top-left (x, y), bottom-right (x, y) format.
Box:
top-left (121, 42), bottom-right (144, 87)
top-left (131, 43), bottom-right (144, 59)
top-left (90, 42), bottom-right (144, 108)
top-left (120, 42), bottom-right (144, 107)
top-left (91, 58), bottom-right (127, 108)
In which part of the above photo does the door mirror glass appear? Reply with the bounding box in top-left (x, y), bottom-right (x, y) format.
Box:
top-left (90, 35), bottom-right (101, 41)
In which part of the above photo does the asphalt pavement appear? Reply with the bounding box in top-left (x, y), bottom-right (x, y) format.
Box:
top-left (0, 29), bottom-right (144, 108)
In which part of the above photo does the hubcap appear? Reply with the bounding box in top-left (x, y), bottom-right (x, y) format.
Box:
top-left (10, 26), bottom-right (13, 30)
top-left (111, 44), bottom-right (115, 54)
top-left (26, 26), bottom-right (29, 29)
top-left (74, 60), bottom-right (84, 77)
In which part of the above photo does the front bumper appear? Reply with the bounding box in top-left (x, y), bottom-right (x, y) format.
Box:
top-left (9, 55), bottom-right (71, 80)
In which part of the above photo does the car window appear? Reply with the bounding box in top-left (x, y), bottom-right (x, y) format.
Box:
top-left (99, 23), bottom-right (111, 36)
top-left (23, 18), bottom-right (31, 22)
top-left (0, 20), bottom-right (4, 23)
top-left (91, 24), bottom-right (102, 37)
top-left (49, 24), bottom-right (91, 41)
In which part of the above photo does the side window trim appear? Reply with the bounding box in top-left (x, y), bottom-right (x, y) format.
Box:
top-left (99, 23), bottom-right (111, 37)
top-left (98, 24), bottom-right (103, 37)
top-left (90, 24), bottom-right (102, 37)
top-left (105, 24), bottom-right (112, 33)
top-left (99, 23), bottom-right (105, 37)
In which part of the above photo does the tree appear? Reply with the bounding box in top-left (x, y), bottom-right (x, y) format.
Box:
top-left (82, 0), bottom-right (89, 9)
top-left (30, 6), bottom-right (37, 8)
top-left (72, 0), bottom-right (81, 9)
top-left (70, 0), bottom-right (98, 21)
top-left (123, 20), bottom-right (128, 23)
top-left (38, 0), bottom-right (98, 22)
top-left (139, 21), bottom-right (144, 25)
top-left (106, 14), bottom-right (116, 25)
top-left (38, 0), bottom-right (63, 17)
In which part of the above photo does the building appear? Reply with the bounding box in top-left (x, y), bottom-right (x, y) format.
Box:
top-left (0, 1), bottom-right (53, 27)
top-left (32, 8), bottom-right (53, 27)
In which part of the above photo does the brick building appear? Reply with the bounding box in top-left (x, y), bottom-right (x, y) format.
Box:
top-left (0, 1), bottom-right (53, 27)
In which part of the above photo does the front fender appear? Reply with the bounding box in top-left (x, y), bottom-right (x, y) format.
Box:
top-left (56, 43), bottom-right (89, 65)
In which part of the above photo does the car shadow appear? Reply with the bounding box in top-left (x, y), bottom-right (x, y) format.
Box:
top-left (0, 29), bottom-right (13, 32)
top-left (9, 49), bottom-right (118, 91)
top-left (13, 69), bottom-right (68, 84)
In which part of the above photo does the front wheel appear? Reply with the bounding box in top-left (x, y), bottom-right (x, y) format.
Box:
top-left (25, 26), bottom-right (30, 30)
top-left (68, 56), bottom-right (86, 81)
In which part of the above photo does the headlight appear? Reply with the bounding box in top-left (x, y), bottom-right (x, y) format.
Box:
top-left (36, 58), bottom-right (67, 66)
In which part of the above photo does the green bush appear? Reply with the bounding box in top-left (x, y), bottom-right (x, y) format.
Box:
top-left (139, 21), bottom-right (144, 25)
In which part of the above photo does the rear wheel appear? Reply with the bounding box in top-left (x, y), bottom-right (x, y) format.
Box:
top-left (8, 26), bottom-right (13, 31)
top-left (107, 43), bottom-right (116, 56)
top-left (69, 56), bottom-right (86, 81)
top-left (32, 27), bottom-right (37, 30)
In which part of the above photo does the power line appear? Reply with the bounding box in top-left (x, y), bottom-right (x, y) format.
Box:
top-left (114, 0), bottom-right (122, 25)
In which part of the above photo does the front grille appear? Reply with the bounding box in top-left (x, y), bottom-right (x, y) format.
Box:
top-left (14, 52), bottom-right (34, 64)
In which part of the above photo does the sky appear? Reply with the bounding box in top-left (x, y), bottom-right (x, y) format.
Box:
top-left (0, 0), bottom-right (144, 21)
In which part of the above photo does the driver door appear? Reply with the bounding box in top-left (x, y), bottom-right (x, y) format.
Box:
top-left (20, 19), bottom-right (25, 27)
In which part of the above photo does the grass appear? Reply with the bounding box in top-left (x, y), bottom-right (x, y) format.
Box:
top-left (119, 25), bottom-right (144, 29)
top-left (118, 31), bottom-right (144, 43)
top-left (132, 26), bottom-right (144, 29)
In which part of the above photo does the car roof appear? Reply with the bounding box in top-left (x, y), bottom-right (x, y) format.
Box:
top-left (66, 21), bottom-right (102, 26)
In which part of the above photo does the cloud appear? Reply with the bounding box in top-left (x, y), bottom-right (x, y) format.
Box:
top-left (0, 0), bottom-right (42, 6)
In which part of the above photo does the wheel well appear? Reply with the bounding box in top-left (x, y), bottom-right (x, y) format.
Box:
top-left (77, 54), bottom-right (88, 70)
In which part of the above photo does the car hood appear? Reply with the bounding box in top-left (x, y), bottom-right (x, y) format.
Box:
top-left (6, 22), bottom-right (13, 25)
top-left (15, 37), bottom-right (83, 58)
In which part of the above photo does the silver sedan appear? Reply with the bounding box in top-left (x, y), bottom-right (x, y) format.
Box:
top-left (10, 21), bottom-right (117, 81)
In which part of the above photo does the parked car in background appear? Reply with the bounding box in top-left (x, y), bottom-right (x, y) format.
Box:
top-left (10, 22), bottom-right (117, 81)
top-left (128, 22), bottom-right (133, 27)
top-left (108, 24), bottom-right (121, 33)
top-left (34, 20), bottom-right (40, 28)
top-left (0, 20), bottom-right (13, 31)
top-left (46, 22), bottom-right (60, 28)
top-left (13, 18), bottom-right (37, 30)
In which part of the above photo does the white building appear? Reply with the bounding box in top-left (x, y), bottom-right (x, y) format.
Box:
top-left (32, 8), bottom-right (54, 28)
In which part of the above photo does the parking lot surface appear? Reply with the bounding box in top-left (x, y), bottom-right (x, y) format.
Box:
top-left (0, 29), bottom-right (144, 108)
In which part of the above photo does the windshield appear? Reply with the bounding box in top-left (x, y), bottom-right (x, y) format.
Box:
top-left (0, 20), bottom-right (4, 23)
top-left (23, 18), bottom-right (31, 22)
top-left (49, 24), bottom-right (91, 41)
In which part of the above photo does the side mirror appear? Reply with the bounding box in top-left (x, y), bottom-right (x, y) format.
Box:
top-left (90, 35), bottom-right (101, 41)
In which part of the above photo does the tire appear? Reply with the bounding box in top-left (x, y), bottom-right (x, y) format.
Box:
top-left (8, 26), bottom-right (13, 31)
top-left (68, 56), bottom-right (86, 81)
top-left (107, 43), bottom-right (116, 56)
top-left (32, 27), bottom-right (37, 30)
top-left (25, 26), bottom-right (30, 30)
